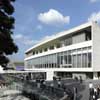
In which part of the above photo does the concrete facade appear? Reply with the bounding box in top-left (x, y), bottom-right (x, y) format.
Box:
top-left (24, 22), bottom-right (100, 80)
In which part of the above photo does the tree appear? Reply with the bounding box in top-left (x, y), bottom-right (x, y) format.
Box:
top-left (0, 0), bottom-right (18, 70)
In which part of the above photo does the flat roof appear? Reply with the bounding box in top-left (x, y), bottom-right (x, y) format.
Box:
top-left (25, 21), bottom-right (94, 53)
top-left (0, 70), bottom-right (46, 74)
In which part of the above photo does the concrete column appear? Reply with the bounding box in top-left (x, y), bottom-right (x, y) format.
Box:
top-left (42, 49), bottom-right (44, 53)
top-left (48, 47), bottom-right (50, 51)
top-left (54, 45), bottom-right (56, 49)
top-left (93, 72), bottom-right (98, 80)
top-left (46, 71), bottom-right (54, 81)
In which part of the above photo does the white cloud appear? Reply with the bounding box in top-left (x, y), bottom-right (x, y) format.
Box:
top-left (13, 34), bottom-right (39, 46)
top-left (90, 0), bottom-right (100, 3)
top-left (38, 9), bottom-right (70, 26)
top-left (88, 11), bottom-right (100, 22)
top-left (36, 25), bottom-right (43, 30)
top-left (14, 34), bottom-right (23, 39)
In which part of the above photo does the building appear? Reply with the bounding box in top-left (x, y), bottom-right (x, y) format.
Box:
top-left (7, 61), bottom-right (24, 71)
top-left (24, 21), bottom-right (100, 80)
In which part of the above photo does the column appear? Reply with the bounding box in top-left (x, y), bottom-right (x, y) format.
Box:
top-left (46, 71), bottom-right (54, 81)
top-left (93, 72), bottom-right (98, 80)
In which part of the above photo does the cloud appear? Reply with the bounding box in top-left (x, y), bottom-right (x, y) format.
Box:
top-left (14, 34), bottom-right (23, 39)
top-left (90, 0), bottom-right (100, 3)
top-left (13, 34), bottom-right (39, 46)
top-left (38, 9), bottom-right (70, 26)
top-left (88, 11), bottom-right (100, 22)
top-left (36, 25), bottom-right (43, 30)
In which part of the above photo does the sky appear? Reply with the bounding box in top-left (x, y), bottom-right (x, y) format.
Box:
top-left (9, 0), bottom-right (100, 61)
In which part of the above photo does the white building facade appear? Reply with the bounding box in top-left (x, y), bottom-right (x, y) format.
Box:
top-left (24, 22), bottom-right (100, 80)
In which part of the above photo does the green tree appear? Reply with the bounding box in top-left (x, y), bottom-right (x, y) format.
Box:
top-left (0, 0), bottom-right (18, 70)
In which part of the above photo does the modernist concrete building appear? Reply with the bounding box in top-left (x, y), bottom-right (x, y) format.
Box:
top-left (24, 21), bottom-right (100, 80)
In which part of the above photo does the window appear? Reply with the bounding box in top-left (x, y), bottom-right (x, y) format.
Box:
top-left (64, 51), bottom-right (68, 64)
top-left (88, 53), bottom-right (91, 67)
top-left (33, 51), bottom-right (35, 55)
top-left (82, 53), bottom-right (87, 67)
top-left (72, 55), bottom-right (77, 68)
top-left (67, 51), bottom-right (71, 64)
top-left (44, 48), bottom-right (47, 51)
top-left (77, 54), bottom-right (81, 68)
top-left (85, 31), bottom-right (91, 41)
top-left (40, 50), bottom-right (42, 53)
top-left (50, 45), bottom-right (54, 50)
top-left (36, 51), bottom-right (38, 54)
top-left (57, 53), bottom-right (61, 67)
top-left (72, 33), bottom-right (85, 44)
top-left (64, 37), bottom-right (72, 46)
top-left (56, 44), bottom-right (61, 48)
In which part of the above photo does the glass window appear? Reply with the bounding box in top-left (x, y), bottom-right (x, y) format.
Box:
top-left (60, 54), bottom-right (63, 65)
top-left (57, 53), bottom-right (61, 67)
top-left (33, 51), bottom-right (35, 55)
top-left (64, 51), bottom-right (67, 64)
top-left (77, 54), bottom-right (81, 68)
top-left (50, 45), bottom-right (54, 50)
top-left (56, 43), bottom-right (61, 48)
top-left (40, 50), bottom-right (42, 53)
top-left (72, 55), bottom-right (77, 68)
top-left (82, 53), bottom-right (87, 67)
top-left (72, 33), bottom-right (85, 44)
top-left (36, 51), bottom-right (38, 54)
top-left (64, 37), bottom-right (72, 46)
top-left (85, 32), bottom-right (91, 41)
top-left (68, 51), bottom-right (71, 64)
top-left (44, 48), bottom-right (47, 51)
top-left (88, 53), bottom-right (91, 67)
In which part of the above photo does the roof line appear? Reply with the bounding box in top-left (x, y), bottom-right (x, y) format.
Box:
top-left (25, 21), bottom-right (94, 53)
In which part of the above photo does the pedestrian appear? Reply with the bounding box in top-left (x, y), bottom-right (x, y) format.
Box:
top-left (58, 79), bottom-right (61, 88)
top-left (97, 85), bottom-right (100, 98)
top-left (79, 76), bottom-right (83, 83)
top-left (50, 83), bottom-right (54, 92)
top-left (94, 87), bottom-right (98, 100)
top-left (89, 82), bottom-right (94, 100)
top-left (60, 92), bottom-right (69, 100)
top-left (73, 87), bottom-right (78, 100)
top-left (37, 79), bottom-right (40, 88)
top-left (89, 88), bottom-right (94, 100)
top-left (66, 88), bottom-right (74, 100)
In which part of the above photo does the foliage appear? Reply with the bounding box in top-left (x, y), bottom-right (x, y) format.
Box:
top-left (0, 0), bottom-right (18, 70)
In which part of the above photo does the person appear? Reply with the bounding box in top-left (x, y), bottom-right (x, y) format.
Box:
top-left (89, 82), bottom-right (94, 100)
top-left (62, 83), bottom-right (66, 91)
top-left (58, 79), bottom-right (61, 88)
top-left (89, 82), bottom-right (93, 89)
top-left (66, 88), bottom-right (74, 100)
top-left (60, 92), bottom-right (69, 100)
top-left (37, 79), bottom-right (40, 88)
top-left (93, 87), bottom-right (98, 100)
top-left (97, 85), bottom-right (100, 98)
top-left (50, 83), bottom-right (54, 92)
top-left (41, 80), bottom-right (46, 90)
top-left (79, 76), bottom-right (83, 83)
top-left (74, 76), bottom-right (78, 81)
top-left (73, 87), bottom-right (78, 100)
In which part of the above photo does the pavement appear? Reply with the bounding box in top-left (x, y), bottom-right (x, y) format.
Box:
top-left (1, 74), bottom-right (100, 100)
top-left (77, 79), bottom-right (100, 100)
top-left (0, 84), bottom-right (30, 100)
top-left (0, 95), bottom-right (30, 100)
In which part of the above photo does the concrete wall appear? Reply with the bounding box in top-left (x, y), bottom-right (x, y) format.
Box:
top-left (92, 23), bottom-right (100, 71)
top-left (46, 71), bottom-right (54, 80)
top-left (72, 73), bottom-right (86, 80)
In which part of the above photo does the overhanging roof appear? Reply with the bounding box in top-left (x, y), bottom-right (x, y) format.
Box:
top-left (25, 21), bottom-right (94, 53)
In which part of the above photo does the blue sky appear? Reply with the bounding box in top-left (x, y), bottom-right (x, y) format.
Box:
top-left (10, 0), bottom-right (100, 61)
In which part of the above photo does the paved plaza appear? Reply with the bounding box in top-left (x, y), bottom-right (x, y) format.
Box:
top-left (1, 74), bottom-right (100, 100)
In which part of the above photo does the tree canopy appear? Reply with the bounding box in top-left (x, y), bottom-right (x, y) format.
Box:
top-left (0, 0), bottom-right (18, 70)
